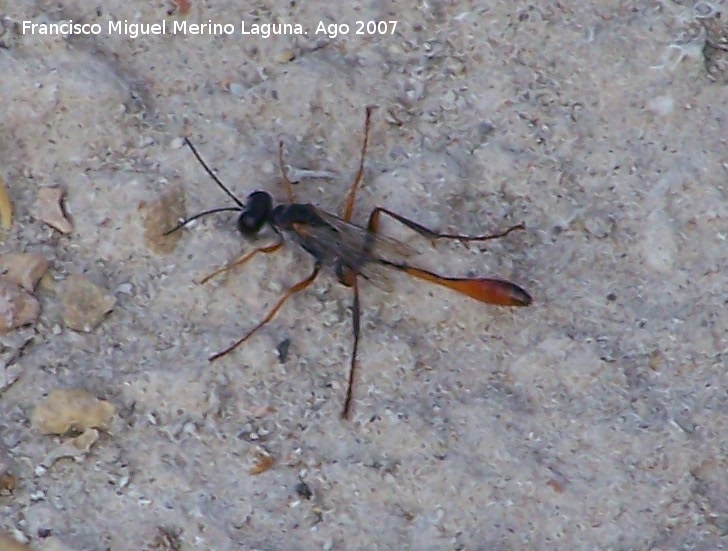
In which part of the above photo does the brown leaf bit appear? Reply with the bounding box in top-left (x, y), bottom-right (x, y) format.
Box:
top-left (0, 472), bottom-right (15, 493)
top-left (0, 532), bottom-right (31, 551)
top-left (173, 0), bottom-right (191, 16)
top-left (275, 49), bottom-right (296, 64)
top-left (60, 274), bottom-right (116, 332)
top-left (149, 526), bottom-right (183, 551)
top-left (0, 447), bottom-right (17, 494)
top-left (0, 280), bottom-right (40, 334)
top-left (139, 184), bottom-right (186, 255)
top-left (249, 446), bottom-right (275, 475)
top-left (31, 388), bottom-right (116, 435)
top-left (546, 478), bottom-right (565, 494)
top-left (35, 187), bottom-right (73, 234)
top-left (0, 172), bottom-right (13, 230)
top-left (0, 253), bottom-right (49, 292)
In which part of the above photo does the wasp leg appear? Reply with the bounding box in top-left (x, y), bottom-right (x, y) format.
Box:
top-left (367, 207), bottom-right (525, 248)
top-left (335, 263), bottom-right (362, 419)
top-left (198, 239), bottom-right (283, 285)
top-left (341, 106), bottom-right (375, 222)
top-left (208, 262), bottom-right (321, 361)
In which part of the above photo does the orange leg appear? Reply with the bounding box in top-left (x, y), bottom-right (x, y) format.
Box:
top-left (341, 107), bottom-right (375, 222)
top-left (209, 263), bottom-right (321, 361)
top-left (342, 279), bottom-right (361, 419)
top-left (198, 239), bottom-right (283, 285)
top-left (335, 264), bottom-right (361, 419)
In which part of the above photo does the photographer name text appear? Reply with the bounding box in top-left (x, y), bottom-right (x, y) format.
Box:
top-left (22, 19), bottom-right (398, 39)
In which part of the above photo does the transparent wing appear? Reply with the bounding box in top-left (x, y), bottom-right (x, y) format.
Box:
top-left (314, 209), bottom-right (416, 260)
top-left (287, 208), bottom-right (416, 292)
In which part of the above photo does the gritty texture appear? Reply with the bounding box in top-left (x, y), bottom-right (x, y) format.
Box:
top-left (1, 1), bottom-right (727, 550)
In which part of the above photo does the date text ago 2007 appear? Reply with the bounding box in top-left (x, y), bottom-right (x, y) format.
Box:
top-left (314, 20), bottom-right (398, 39)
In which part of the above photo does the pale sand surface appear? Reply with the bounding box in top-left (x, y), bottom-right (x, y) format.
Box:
top-left (1, 1), bottom-right (727, 550)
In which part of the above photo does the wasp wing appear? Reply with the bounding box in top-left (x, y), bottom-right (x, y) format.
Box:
top-left (287, 208), bottom-right (416, 292)
top-left (313, 209), bottom-right (416, 259)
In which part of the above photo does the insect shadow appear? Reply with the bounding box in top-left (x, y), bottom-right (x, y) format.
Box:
top-left (167, 107), bottom-right (532, 419)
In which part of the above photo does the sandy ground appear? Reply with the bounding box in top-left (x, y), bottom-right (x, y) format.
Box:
top-left (1, 1), bottom-right (727, 550)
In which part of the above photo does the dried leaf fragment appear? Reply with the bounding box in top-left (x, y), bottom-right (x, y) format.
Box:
top-left (0, 532), bottom-right (31, 551)
top-left (34, 537), bottom-right (79, 551)
top-left (0, 447), bottom-right (17, 494)
top-left (60, 274), bottom-right (116, 332)
top-left (0, 472), bottom-right (15, 493)
top-left (31, 388), bottom-right (116, 435)
top-left (0, 172), bottom-right (12, 230)
top-left (173, 0), bottom-right (191, 16)
top-left (139, 184), bottom-right (186, 255)
top-left (0, 280), bottom-right (40, 333)
top-left (35, 187), bottom-right (73, 234)
top-left (0, 253), bottom-right (49, 292)
top-left (249, 446), bottom-right (275, 475)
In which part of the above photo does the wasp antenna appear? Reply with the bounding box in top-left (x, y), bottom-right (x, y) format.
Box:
top-left (163, 206), bottom-right (242, 236)
top-left (184, 137), bottom-right (245, 208)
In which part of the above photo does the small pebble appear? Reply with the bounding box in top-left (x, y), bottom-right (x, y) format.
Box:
top-left (60, 274), bottom-right (116, 332)
top-left (114, 282), bottom-right (134, 295)
top-left (276, 338), bottom-right (291, 363)
top-left (275, 48), bottom-right (296, 63)
top-left (0, 280), bottom-right (40, 333)
top-left (294, 481), bottom-right (313, 499)
top-left (31, 388), bottom-right (116, 435)
top-left (40, 428), bottom-right (100, 468)
top-left (0, 252), bottom-right (49, 292)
